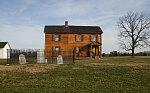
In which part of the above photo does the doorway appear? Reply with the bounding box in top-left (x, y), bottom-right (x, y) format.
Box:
top-left (92, 46), bottom-right (99, 56)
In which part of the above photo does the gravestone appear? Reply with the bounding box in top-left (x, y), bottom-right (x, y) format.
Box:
top-left (19, 54), bottom-right (26, 64)
top-left (37, 49), bottom-right (45, 63)
top-left (45, 59), bottom-right (47, 63)
top-left (57, 55), bottom-right (63, 64)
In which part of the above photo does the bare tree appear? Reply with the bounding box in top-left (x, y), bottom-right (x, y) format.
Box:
top-left (117, 12), bottom-right (150, 58)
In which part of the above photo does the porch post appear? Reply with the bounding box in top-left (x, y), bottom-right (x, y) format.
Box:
top-left (99, 46), bottom-right (101, 58)
top-left (90, 44), bottom-right (92, 58)
top-left (99, 45), bottom-right (102, 58)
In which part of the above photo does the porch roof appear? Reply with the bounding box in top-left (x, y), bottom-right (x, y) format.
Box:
top-left (90, 42), bottom-right (102, 46)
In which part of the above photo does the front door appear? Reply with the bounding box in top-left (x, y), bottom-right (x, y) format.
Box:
top-left (92, 46), bottom-right (99, 56)
top-left (92, 46), bottom-right (96, 55)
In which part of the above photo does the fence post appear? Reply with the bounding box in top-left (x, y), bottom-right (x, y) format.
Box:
top-left (73, 50), bottom-right (75, 63)
top-left (52, 47), bottom-right (53, 63)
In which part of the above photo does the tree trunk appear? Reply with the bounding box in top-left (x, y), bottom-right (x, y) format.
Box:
top-left (132, 47), bottom-right (134, 58)
top-left (132, 33), bottom-right (135, 58)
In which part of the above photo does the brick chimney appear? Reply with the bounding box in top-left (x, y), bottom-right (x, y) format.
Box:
top-left (65, 21), bottom-right (68, 27)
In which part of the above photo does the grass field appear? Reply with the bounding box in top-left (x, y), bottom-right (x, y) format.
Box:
top-left (0, 56), bottom-right (150, 93)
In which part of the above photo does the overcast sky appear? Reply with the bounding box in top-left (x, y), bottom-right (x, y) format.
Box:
top-left (0, 0), bottom-right (150, 53)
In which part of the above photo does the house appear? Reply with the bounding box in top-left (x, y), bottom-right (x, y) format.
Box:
top-left (0, 42), bottom-right (11, 59)
top-left (44, 21), bottom-right (103, 58)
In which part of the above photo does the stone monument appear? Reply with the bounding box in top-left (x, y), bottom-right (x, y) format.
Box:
top-left (45, 59), bottom-right (47, 63)
top-left (19, 54), bottom-right (26, 64)
top-left (57, 55), bottom-right (63, 64)
top-left (37, 49), bottom-right (45, 63)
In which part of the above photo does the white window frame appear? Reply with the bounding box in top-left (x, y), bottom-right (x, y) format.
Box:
top-left (55, 35), bottom-right (60, 41)
top-left (55, 47), bottom-right (60, 52)
top-left (77, 35), bottom-right (82, 41)
top-left (92, 35), bottom-right (96, 41)
top-left (77, 47), bottom-right (82, 53)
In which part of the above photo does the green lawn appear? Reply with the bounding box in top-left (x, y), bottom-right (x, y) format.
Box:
top-left (0, 56), bottom-right (150, 93)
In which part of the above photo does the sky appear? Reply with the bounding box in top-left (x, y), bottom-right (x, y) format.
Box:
top-left (0, 0), bottom-right (150, 53)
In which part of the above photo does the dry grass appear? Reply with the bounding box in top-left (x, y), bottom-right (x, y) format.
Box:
top-left (0, 56), bottom-right (149, 92)
top-left (134, 56), bottom-right (150, 58)
top-left (100, 56), bottom-right (150, 60)
top-left (72, 67), bottom-right (82, 70)
top-left (0, 64), bottom-right (59, 73)
top-left (119, 62), bottom-right (150, 67)
top-left (99, 56), bottom-right (131, 60)
top-left (85, 63), bottom-right (115, 66)
top-left (84, 61), bottom-right (150, 68)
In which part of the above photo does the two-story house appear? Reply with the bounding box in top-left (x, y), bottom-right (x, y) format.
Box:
top-left (44, 21), bottom-right (103, 58)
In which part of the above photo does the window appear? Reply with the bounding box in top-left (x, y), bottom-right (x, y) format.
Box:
top-left (55, 47), bottom-right (60, 52)
top-left (77, 35), bottom-right (82, 41)
top-left (55, 35), bottom-right (60, 41)
top-left (92, 35), bottom-right (96, 41)
top-left (77, 47), bottom-right (82, 53)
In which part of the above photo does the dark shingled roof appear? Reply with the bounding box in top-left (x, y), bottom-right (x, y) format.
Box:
top-left (44, 25), bottom-right (103, 34)
top-left (0, 42), bottom-right (8, 48)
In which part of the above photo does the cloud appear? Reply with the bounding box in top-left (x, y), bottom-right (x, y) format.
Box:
top-left (38, 0), bottom-right (95, 18)
top-left (0, 24), bottom-right (44, 49)
top-left (0, 0), bottom-right (150, 52)
top-left (9, 0), bottom-right (36, 16)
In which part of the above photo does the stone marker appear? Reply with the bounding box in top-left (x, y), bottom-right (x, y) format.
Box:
top-left (37, 49), bottom-right (45, 63)
top-left (57, 55), bottom-right (63, 64)
top-left (45, 59), bottom-right (47, 63)
top-left (19, 54), bottom-right (26, 64)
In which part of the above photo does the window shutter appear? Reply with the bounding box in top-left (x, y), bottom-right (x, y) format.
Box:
top-left (75, 35), bottom-right (77, 41)
top-left (96, 35), bottom-right (98, 42)
top-left (59, 35), bottom-right (61, 41)
top-left (82, 35), bottom-right (83, 41)
top-left (52, 47), bottom-right (54, 52)
top-left (74, 47), bottom-right (76, 52)
top-left (52, 34), bottom-right (55, 41)
top-left (54, 35), bottom-right (56, 41)
top-left (54, 47), bottom-right (56, 53)
top-left (75, 47), bottom-right (77, 53)
top-left (52, 47), bottom-right (53, 52)
top-left (52, 35), bottom-right (54, 41)
top-left (89, 35), bottom-right (91, 41)
top-left (59, 46), bottom-right (61, 53)
top-left (81, 47), bottom-right (82, 52)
